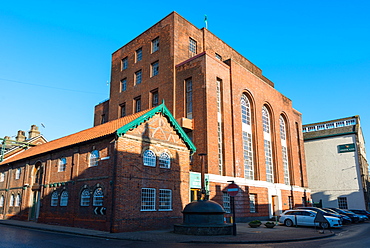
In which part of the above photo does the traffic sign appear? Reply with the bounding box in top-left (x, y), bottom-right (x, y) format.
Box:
top-left (94, 207), bottom-right (106, 215)
top-left (227, 183), bottom-right (239, 197)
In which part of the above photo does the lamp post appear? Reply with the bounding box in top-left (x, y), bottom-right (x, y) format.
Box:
top-left (198, 153), bottom-right (207, 200)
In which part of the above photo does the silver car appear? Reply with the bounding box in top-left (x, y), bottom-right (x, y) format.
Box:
top-left (279, 209), bottom-right (342, 228)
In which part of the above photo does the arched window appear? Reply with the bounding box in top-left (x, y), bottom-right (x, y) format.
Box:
top-left (263, 106), bottom-right (274, 183)
top-left (89, 150), bottom-right (99, 167)
top-left (9, 194), bottom-right (14, 207)
top-left (15, 168), bottom-right (21, 180)
top-left (143, 150), bottom-right (156, 167)
top-left (280, 116), bottom-right (290, 185)
top-left (93, 188), bottom-right (104, 206)
top-left (241, 94), bottom-right (254, 180)
top-left (80, 189), bottom-right (90, 206)
top-left (0, 172), bottom-right (4, 182)
top-left (159, 152), bottom-right (171, 169)
top-left (58, 158), bottom-right (67, 172)
top-left (15, 194), bottom-right (21, 207)
top-left (60, 191), bottom-right (68, 207)
top-left (0, 195), bottom-right (4, 207)
top-left (51, 191), bottom-right (58, 206)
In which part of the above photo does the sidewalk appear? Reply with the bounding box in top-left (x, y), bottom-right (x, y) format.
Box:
top-left (0, 219), bottom-right (335, 244)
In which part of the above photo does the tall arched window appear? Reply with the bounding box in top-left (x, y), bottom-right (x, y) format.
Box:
top-left (0, 195), bottom-right (4, 207)
top-left (51, 191), bottom-right (58, 206)
top-left (60, 191), bottom-right (68, 206)
top-left (89, 150), bottom-right (99, 167)
top-left (15, 194), bottom-right (21, 207)
top-left (58, 158), bottom-right (67, 172)
top-left (159, 152), bottom-right (171, 169)
top-left (9, 194), bottom-right (14, 207)
top-left (93, 188), bottom-right (104, 206)
top-left (263, 106), bottom-right (274, 183)
top-left (280, 116), bottom-right (290, 185)
top-left (143, 150), bottom-right (156, 167)
top-left (80, 189), bottom-right (90, 206)
top-left (241, 94), bottom-right (254, 180)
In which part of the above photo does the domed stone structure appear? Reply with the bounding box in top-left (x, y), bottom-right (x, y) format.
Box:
top-left (174, 200), bottom-right (232, 235)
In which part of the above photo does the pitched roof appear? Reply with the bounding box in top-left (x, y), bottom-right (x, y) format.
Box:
top-left (0, 103), bottom-right (196, 165)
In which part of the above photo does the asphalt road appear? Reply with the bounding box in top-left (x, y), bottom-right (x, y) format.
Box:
top-left (0, 222), bottom-right (369, 248)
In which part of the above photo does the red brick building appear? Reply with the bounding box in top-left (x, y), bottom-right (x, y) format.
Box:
top-left (0, 104), bottom-right (195, 232)
top-left (94, 11), bottom-right (310, 220)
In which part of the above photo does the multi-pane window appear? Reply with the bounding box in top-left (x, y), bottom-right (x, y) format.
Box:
top-left (134, 96), bottom-right (141, 113)
top-left (121, 57), bottom-right (128, 70)
top-left (9, 194), bottom-right (14, 207)
top-left (151, 61), bottom-right (159, 77)
top-left (151, 90), bottom-right (159, 107)
top-left (159, 189), bottom-right (172, 210)
top-left (249, 194), bottom-right (257, 213)
top-left (15, 168), bottom-right (21, 180)
top-left (223, 192), bottom-right (231, 213)
top-left (216, 79), bottom-right (223, 175)
top-left (0, 172), bottom-right (4, 182)
top-left (120, 103), bottom-right (126, 117)
top-left (159, 152), bottom-right (170, 168)
top-left (60, 191), bottom-right (68, 207)
top-left (152, 37), bottom-right (159, 53)
top-left (189, 38), bottom-right (197, 54)
top-left (121, 78), bottom-right (127, 92)
top-left (241, 95), bottom-right (254, 180)
top-left (58, 158), bottom-right (66, 172)
top-left (143, 150), bottom-right (156, 167)
top-left (262, 107), bottom-right (270, 133)
top-left (93, 188), bottom-right (104, 206)
top-left (80, 189), bottom-right (90, 206)
top-left (243, 131), bottom-right (254, 180)
top-left (141, 188), bottom-right (156, 211)
top-left (89, 150), bottom-right (99, 167)
top-left (280, 116), bottom-right (290, 185)
top-left (136, 48), bottom-right (142, 62)
top-left (15, 194), bottom-right (21, 207)
top-left (0, 195), bottom-right (4, 207)
top-left (288, 196), bottom-right (293, 209)
top-left (241, 95), bottom-right (251, 125)
top-left (263, 106), bottom-right (274, 183)
top-left (338, 197), bottom-right (348, 209)
top-left (185, 78), bottom-right (193, 119)
top-left (264, 140), bottom-right (273, 183)
top-left (51, 191), bottom-right (58, 206)
top-left (135, 70), bottom-right (142, 85)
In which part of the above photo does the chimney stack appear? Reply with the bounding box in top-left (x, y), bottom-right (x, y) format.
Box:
top-left (28, 125), bottom-right (40, 139)
top-left (16, 130), bottom-right (26, 142)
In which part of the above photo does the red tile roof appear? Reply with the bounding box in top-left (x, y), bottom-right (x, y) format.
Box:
top-left (0, 109), bottom-right (152, 165)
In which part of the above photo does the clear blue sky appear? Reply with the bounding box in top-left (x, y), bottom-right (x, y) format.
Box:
top-left (1, 1), bottom-right (369, 146)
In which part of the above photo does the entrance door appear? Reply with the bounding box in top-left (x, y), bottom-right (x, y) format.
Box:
top-left (29, 191), bottom-right (40, 221)
top-left (29, 163), bottom-right (43, 221)
top-left (272, 195), bottom-right (279, 216)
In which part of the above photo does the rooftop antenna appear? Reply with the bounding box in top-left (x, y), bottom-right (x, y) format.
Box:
top-left (204, 14), bottom-right (208, 29)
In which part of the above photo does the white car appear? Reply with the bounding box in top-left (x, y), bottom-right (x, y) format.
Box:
top-left (279, 209), bottom-right (342, 228)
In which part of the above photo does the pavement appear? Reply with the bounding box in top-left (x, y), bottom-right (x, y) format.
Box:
top-left (0, 219), bottom-right (336, 244)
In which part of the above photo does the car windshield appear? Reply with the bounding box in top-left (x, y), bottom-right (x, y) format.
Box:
top-left (344, 210), bottom-right (355, 214)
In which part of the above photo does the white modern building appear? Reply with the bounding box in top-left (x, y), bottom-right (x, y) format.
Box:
top-left (303, 116), bottom-right (370, 210)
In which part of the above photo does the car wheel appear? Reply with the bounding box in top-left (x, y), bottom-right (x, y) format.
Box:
top-left (319, 221), bottom-right (329, 229)
top-left (285, 219), bottom-right (294, 227)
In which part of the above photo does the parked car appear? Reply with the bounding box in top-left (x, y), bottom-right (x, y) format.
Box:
top-left (297, 207), bottom-right (347, 224)
top-left (349, 209), bottom-right (370, 219)
top-left (323, 208), bottom-right (352, 224)
top-left (327, 208), bottom-right (361, 223)
top-left (280, 209), bottom-right (342, 228)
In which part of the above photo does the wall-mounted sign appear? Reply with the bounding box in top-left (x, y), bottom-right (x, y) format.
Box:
top-left (189, 172), bottom-right (209, 190)
top-left (338, 143), bottom-right (356, 153)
